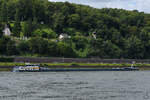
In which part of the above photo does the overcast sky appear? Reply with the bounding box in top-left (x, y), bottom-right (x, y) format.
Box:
top-left (49, 0), bottom-right (150, 13)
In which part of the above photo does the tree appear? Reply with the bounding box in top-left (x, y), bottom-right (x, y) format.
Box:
top-left (28, 37), bottom-right (48, 55)
top-left (88, 38), bottom-right (105, 58)
top-left (47, 41), bottom-right (58, 56)
top-left (19, 0), bottom-right (33, 20)
top-left (102, 40), bottom-right (122, 58)
top-left (52, 12), bottom-right (65, 33)
top-left (72, 36), bottom-right (90, 57)
top-left (33, 28), bottom-right (56, 39)
top-left (72, 35), bottom-right (88, 51)
top-left (124, 36), bottom-right (144, 59)
top-left (6, 40), bottom-right (17, 55)
top-left (0, 1), bottom-right (8, 23)
top-left (67, 14), bottom-right (80, 29)
top-left (0, 36), bottom-right (17, 55)
top-left (0, 1), bottom-right (150, 58)
top-left (0, 23), bottom-right (3, 37)
top-left (56, 42), bottom-right (77, 57)
top-left (0, 36), bottom-right (11, 55)
top-left (17, 41), bottom-right (29, 55)
top-left (139, 27), bottom-right (150, 58)
top-left (13, 8), bottom-right (21, 37)
top-left (23, 19), bottom-right (33, 37)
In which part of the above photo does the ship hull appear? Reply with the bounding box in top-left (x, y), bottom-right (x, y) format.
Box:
top-left (16, 68), bottom-right (139, 72)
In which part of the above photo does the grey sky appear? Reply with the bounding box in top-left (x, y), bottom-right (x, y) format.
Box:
top-left (49, 0), bottom-right (150, 13)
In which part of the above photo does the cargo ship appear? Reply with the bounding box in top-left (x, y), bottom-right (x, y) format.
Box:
top-left (12, 63), bottom-right (139, 72)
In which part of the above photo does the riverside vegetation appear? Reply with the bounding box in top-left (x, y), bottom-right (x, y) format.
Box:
top-left (0, 0), bottom-right (150, 59)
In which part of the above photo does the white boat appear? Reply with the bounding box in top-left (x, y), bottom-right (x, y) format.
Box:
top-left (13, 64), bottom-right (40, 72)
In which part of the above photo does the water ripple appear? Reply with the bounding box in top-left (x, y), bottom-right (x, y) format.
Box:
top-left (0, 71), bottom-right (150, 100)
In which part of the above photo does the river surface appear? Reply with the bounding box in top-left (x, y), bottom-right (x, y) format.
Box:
top-left (0, 71), bottom-right (150, 100)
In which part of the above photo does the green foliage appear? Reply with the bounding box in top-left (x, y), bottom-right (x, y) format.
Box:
top-left (71, 63), bottom-right (79, 66)
top-left (6, 40), bottom-right (17, 55)
top-left (28, 37), bottom-right (48, 55)
top-left (0, 24), bottom-right (3, 38)
top-left (17, 41), bottom-right (29, 54)
top-left (12, 8), bottom-right (21, 37)
top-left (63, 27), bottom-right (77, 36)
top-left (52, 12), bottom-right (65, 33)
top-left (0, 36), bottom-right (11, 55)
top-left (124, 36), bottom-right (144, 59)
top-left (23, 19), bottom-right (34, 37)
top-left (0, 1), bottom-right (8, 23)
top-left (0, 0), bottom-right (150, 58)
top-left (47, 41), bottom-right (58, 56)
top-left (33, 28), bottom-right (56, 39)
top-left (67, 14), bottom-right (80, 29)
top-left (13, 21), bottom-right (21, 37)
top-left (56, 42), bottom-right (77, 57)
top-left (0, 57), bottom-right (14, 62)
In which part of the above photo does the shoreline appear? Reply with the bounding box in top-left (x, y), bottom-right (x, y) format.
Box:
top-left (2, 57), bottom-right (150, 63)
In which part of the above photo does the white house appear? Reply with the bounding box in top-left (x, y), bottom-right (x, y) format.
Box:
top-left (3, 25), bottom-right (12, 36)
top-left (58, 33), bottom-right (71, 41)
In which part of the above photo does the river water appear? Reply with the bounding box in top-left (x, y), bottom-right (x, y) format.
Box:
top-left (0, 71), bottom-right (150, 100)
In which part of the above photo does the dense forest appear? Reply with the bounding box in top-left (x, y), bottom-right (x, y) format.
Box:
top-left (0, 0), bottom-right (150, 59)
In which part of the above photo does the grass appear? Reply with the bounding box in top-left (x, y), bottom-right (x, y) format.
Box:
top-left (40, 63), bottom-right (150, 67)
top-left (0, 62), bottom-right (150, 67)
top-left (0, 62), bottom-right (25, 66)
top-left (40, 63), bottom-right (129, 66)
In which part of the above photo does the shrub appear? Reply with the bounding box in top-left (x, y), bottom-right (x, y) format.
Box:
top-left (0, 57), bottom-right (14, 62)
top-left (71, 63), bottom-right (79, 66)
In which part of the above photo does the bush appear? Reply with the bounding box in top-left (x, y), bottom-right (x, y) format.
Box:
top-left (33, 28), bottom-right (56, 39)
top-left (71, 63), bottom-right (79, 66)
top-left (0, 57), bottom-right (14, 62)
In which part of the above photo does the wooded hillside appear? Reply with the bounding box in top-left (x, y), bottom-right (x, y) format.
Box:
top-left (0, 0), bottom-right (150, 59)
